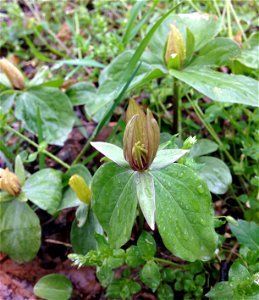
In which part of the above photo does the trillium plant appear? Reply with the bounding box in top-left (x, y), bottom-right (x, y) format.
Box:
top-left (91, 100), bottom-right (218, 262)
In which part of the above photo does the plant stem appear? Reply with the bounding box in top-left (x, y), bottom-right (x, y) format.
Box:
top-left (186, 95), bottom-right (236, 165)
top-left (226, 0), bottom-right (233, 39)
top-left (36, 109), bottom-right (45, 169)
top-left (172, 79), bottom-right (182, 137)
top-left (229, 0), bottom-right (248, 42)
top-left (154, 257), bottom-right (187, 269)
top-left (5, 125), bottom-right (70, 169)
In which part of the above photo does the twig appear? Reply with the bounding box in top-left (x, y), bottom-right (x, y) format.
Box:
top-left (5, 125), bottom-right (70, 170)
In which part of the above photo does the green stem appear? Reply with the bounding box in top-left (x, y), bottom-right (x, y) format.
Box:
top-left (186, 96), bottom-right (247, 212)
top-left (172, 79), bottom-right (182, 137)
top-left (5, 125), bottom-right (70, 170)
top-left (212, 0), bottom-right (221, 17)
top-left (229, 0), bottom-right (248, 42)
top-left (186, 96), bottom-right (236, 165)
top-left (226, 0), bottom-right (233, 39)
top-left (154, 257), bottom-right (187, 269)
top-left (36, 109), bottom-right (45, 169)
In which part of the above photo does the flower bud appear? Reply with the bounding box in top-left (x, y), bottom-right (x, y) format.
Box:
top-left (0, 58), bottom-right (25, 90)
top-left (69, 174), bottom-right (91, 204)
top-left (123, 100), bottom-right (160, 171)
top-left (164, 24), bottom-right (186, 69)
top-left (183, 136), bottom-right (197, 149)
top-left (0, 168), bottom-right (21, 196)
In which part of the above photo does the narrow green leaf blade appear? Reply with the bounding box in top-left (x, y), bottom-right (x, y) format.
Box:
top-left (152, 164), bottom-right (217, 261)
top-left (54, 58), bottom-right (105, 68)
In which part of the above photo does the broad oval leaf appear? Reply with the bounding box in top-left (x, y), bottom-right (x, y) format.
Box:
top-left (92, 163), bottom-right (137, 248)
top-left (195, 156), bottom-right (232, 194)
top-left (236, 32), bottom-right (259, 69)
top-left (170, 66), bottom-right (258, 106)
top-left (150, 149), bottom-right (189, 170)
top-left (99, 50), bottom-right (165, 88)
top-left (24, 168), bottom-right (63, 215)
top-left (137, 231), bottom-right (156, 260)
top-left (230, 220), bottom-right (259, 251)
top-left (190, 139), bottom-right (218, 157)
top-left (33, 274), bottom-right (73, 300)
top-left (15, 87), bottom-right (75, 145)
top-left (140, 261), bottom-right (161, 292)
top-left (152, 164), bottom-right (218, 261)
top-left (135, 172), bottom-right (156, 230)
top-left (66, 81), bottom-right (96, 106)
top-left (190, 38), bottom-right (241, 67)
top-left (0, 200), bottom-right (41, 262)
top-left (91, 142), bottom-right (128, 167)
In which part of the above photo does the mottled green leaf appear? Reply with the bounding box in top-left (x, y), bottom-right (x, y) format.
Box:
top-left (66, 81), bottom-right (96, 106)
top-left (190, 139), bottom-right (218, 157)
top-left (24, 168), bottom-right (63, 215)
top-left (237, 32), bottom-right (259, 69)
top-left (137, 231), bottom-right (156, 260)
top-left (92, 163), bottom-right (137, 248)
top-left (170, 67), bottom-right (258, 106)
top-left (206, 282), bottom-right (234, 299)
top-left (157, 283), bottom-right (174, 300)
top-left (15, 87), bottom-right (75, 145)
top-left (230, 220), bottom-right (259, 250)
top-left (195, 156), bottom-right (232, 194)
top-left (140, 261), bottom-right (161, 292)
top-left (33, 274), bottom-right (73, 300)
top-left (152, 164), bottom-right (217, 261)
top-left (0, 200), bottom-right (41, 262)
top-left (190, 38), bottom-right (241, 67)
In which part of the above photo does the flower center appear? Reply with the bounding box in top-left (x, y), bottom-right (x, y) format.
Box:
top-left (132, 141), bottom-right (148, 169)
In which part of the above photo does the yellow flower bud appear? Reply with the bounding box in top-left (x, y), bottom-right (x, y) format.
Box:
top-left (0, 58), bottom-right (25, 90)
top-left (0, 168), bottom-right (21, 196)
top-left (69, 175), bottom-right (91, 204)
top-left (123, 100), bottom-right (160, 171)
top-left (164, 24), bottom-right (186, 69)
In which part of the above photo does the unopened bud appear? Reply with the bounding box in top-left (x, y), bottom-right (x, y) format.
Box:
top-left (183, 136), bottom-right (197, 149)
top-left (226, 216), bottom-right (238, 226)
top-left (123, 100), bottom-right (160, 171)
top-left (0, 168), bottom-right (21, 196)
top-left (164, 24), bottom-right (186, 69)
top-left (69, 175), bottom-right (91, 204)
top-left (0, 58), bottom-right (25, 90)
